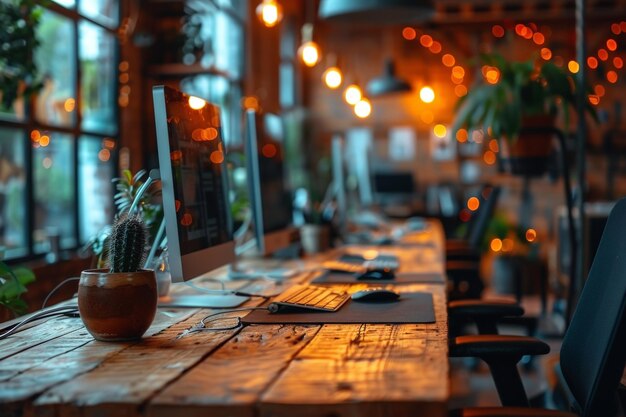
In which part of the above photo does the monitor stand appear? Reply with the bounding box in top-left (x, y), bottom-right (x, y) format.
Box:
top-left (158, 293), bottom-right (249, 309)
top-left (226, 261), bottom-right (300, 281)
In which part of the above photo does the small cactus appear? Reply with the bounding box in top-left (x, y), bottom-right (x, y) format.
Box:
top-left (108, 215), bottom-right (148, 273)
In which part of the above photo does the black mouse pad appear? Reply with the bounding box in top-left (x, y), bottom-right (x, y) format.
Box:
top-left (242, 292), bottom-right (435, 324)
top-left (311, 270), bottom-right (445, 285)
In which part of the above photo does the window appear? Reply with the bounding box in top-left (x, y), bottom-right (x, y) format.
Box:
top-left (177, 0), bottom-right (246, 147)
top-left (0, 1), bottom-right (119, 260)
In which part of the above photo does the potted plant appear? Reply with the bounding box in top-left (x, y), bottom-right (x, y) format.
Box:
top-left (481, 213), bottom-right (546, 303)
top-left (300, 201), bottom-right (331, 255)
top-left (453, 52), bottom-right (594, 177)
top-left (0, 258), bottom-right (35, 321)
top-left (84, 169), bottom-right (162, 264)
top-left (78, 215), bottom-right (158, 342)
top-left (0, 0), bottom-right (45, 114)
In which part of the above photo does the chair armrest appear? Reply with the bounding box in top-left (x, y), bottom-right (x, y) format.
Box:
top-left (446, 239), bottom-right (470, 251)
top-left (449, 299), bottom-right (524, 318)
top-left (448, 299), bottom-right (524, 335)
top-left (446, 239), bottom-right (481, 260)
top-left (450, 335), bottom-right (550, 359)
top-left (450, 335), bottom-right (550, 407)
top-left (449, 407), bottom-right (578, 417)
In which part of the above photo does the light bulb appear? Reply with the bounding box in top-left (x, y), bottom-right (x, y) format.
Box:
top-left (419, 86), bottom-right (435, 103)
top-left (298, 41), bottom-right (321, 67)
top-left (323, 66), bottom-right (342, 89)
top-left (256, 0), bottom-right (283, 28)
top-left (433, 124), bottom-right (447, 138)
top-left (354, 98), bottom-right (372, 119)
top-left (344, 84), bottom-right (362, 105)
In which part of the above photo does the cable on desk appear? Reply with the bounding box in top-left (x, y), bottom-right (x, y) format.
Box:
top-left (42, 277), bottom-right (80, 309)
top-left (0, 305), bottom-right (80, 340)
top-left (177, 307), bottom-right (269, 338)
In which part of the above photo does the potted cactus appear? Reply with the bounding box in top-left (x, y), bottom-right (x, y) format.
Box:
top-left (78, 215), bottom-right (158, 342)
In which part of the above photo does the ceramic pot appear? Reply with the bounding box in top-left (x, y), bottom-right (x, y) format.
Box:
top-left (499, 114), bottom-right (555, 177)
top-left (300, 224), bottom-right (330, 255)
top-left (78, 269), bottom-right (158, 342)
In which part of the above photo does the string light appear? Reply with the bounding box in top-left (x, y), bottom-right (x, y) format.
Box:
top-left (322, 66), bottom-right (342, 89)
top-left (402, 27), bottom-right (416, 40)
top-left (354, 98), bottom-right (371, 118)
top-left (433, 124), bottom-right (447, 138)
top-left (344, 85), bottom-right (362, 105)
top-left (568, 60), bottom-right (580, 74)
top-left (492, 25), bottom-right (505, 38)
top-left (256, 0), bottom-right (283, 28)
top-left (299, 41), bottom-right (320, 67)
top-left (419, 86), bottom-right (435, 103)
top-left (298, 24), bottom-right (320, 67)
top-left (467, 197), bottom-right (480, 211)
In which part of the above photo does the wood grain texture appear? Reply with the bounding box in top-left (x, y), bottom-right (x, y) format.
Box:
top-left (31, 308), bottom-right (244, 417)
top-left (0, 309), bottom-right (195, 416)
top-left (259, 285), bottom-right (448, 417)
top-left (147, 324), bottom-right (320, 417)
top-left (0, 221), bottom-right (448, 417)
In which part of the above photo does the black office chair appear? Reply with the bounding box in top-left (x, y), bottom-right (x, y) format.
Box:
top-left (447, 186), bottom-right (502, 301)
top-left (448, 197), bottom-right (626, 417)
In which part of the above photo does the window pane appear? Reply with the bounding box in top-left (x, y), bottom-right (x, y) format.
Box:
top-left (79, 136), bottom-right (115, 243)
top-left (79, 0), bottom-right (118, 27)
top-left (79, 20), bottom-right (117, 135)
top-left (34, 10), bottom-right (77, 128)
top-left (214, 13), bottom-right (243, 78)
top-left (0, 128), bottom-right (27, 259)
top-left (180, 75), bottom-right (240, 146)
top-left (33, 133), bottom-right (76, 253)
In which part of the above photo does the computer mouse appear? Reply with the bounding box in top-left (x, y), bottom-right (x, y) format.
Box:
top-left (357, 269), bottom-right (395, 280)
top-left (350, 288), bottom-right (400, 302)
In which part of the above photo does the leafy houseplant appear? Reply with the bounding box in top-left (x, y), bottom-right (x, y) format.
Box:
top-left (78, 215), bottom-right (158, 341)
top-left (0, 260), bottom-right (35, 318)
top-left (453, 53), bottom-right (593, 176)
top-left (85, 169), bottom-right (162, 268)
top-left (0, 0), bottom-right (45, 112)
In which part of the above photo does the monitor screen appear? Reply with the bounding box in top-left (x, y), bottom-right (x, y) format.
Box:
top-left (373, 172), bottom-right (415, 195)
top-left (153, 85), bottom-right (235, 282)
top-left (244, 110), bottom-right (294, 255)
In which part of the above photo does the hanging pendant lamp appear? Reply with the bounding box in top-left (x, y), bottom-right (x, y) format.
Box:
top-left (318, 0), bottom-right (434, 25)
top-left (366, 59), bottom-right (412, 97)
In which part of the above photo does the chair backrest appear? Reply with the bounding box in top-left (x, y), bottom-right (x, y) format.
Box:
top-left (560, 197), bottom-right (626, 417)
top-left (466, 185), bottom-right (501, 248)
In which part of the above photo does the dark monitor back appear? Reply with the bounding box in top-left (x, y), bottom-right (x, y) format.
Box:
top-left (258, 113), bottom-right (293, 233)
top-left (373, 172), bottom-right (415, 195)
top-left (244, 110), bottom-right (293, 255)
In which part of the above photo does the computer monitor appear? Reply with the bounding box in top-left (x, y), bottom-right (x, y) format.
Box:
top-left (153, 85), bottom-right (236, 283)
top-left (331, 134), bottom-right (347, 233)
top-left (373, 171), bottom-right (415, 203)
top-left (244, 109), bottom-right (295, 255)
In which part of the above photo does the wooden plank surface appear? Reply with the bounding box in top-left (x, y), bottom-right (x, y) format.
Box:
top-left (0, 221), bottom-right (448, 417)
top-left (0, 309), bottom-right (195, 417)
top-left (259, 284), bottom-right (448, 417)
top-left (147, 324), bottom-right (320, 417)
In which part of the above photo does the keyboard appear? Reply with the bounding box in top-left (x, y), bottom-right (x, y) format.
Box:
top-left (321, 260), bottom-right (369, 275)
top-left (339, 253), bottom-right (400, 271)
top-left (268, 284), bottom-right (350, 313)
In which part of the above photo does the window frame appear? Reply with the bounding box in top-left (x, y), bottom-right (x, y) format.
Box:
top-left (0, 0), bottom-right (120, 262)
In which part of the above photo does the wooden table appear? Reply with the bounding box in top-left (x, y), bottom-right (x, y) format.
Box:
top-left (0, 221), bottom-right (448, 417)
